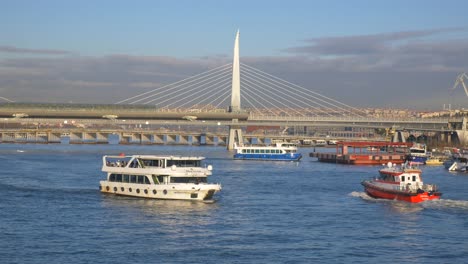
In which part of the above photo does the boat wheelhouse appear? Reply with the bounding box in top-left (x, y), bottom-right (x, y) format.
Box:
top-left (361, 162), bottom-right (441, 203)
top-left (406, 143), bottom-right (428, 164)
top-left (233, 142), bottom-right (302, 161)
top-left (100, 154), bottom-right (221, 201)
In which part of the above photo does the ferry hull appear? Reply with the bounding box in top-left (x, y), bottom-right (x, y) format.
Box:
top-left (233, 153), bottom-right (302, 161)
top-left (406, 155), bottom-right (428, 164)
top-left (99, 181), bottom-right (221, 201)
top-left (361, 181), bottom-right (441, 203)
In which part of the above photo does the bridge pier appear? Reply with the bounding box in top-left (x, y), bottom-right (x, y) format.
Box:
top-left (392, 131), bottom-right (406, 142)
top-left (228, 125), bottom-right (243, 150)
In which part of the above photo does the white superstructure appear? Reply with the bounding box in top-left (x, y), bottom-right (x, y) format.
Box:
top-left (99, 154), bottom-right (221, 201)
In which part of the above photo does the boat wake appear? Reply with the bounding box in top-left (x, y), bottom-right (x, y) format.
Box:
top-left (349, 191), bottom-right (374, 201)
top-left (421, 199), bottom-right (468, 211)
top-left (350, 191), bottom-right (468, 212)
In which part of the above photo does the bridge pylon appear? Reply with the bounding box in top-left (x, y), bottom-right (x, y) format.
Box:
top-left (228, 30), bottom-right (244, 150)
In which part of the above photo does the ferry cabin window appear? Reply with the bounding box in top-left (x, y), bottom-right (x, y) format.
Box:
top-left (170, 177), bottom-right (207, 183)
top-left (401, 176), bottom-right (405, 182)
top-left (412, 175), bottom-right (416, 181)
top-left (142, 159), bottom-right (162, 167)
top-left (166, 160), bottom-right (201, 167)
top-left (152, 175), bottom-right (160, 184)
top-left (137, 175), bottom-right (144, 184)
top-left (110, 174), bottom-right (150, 184)
top-left (157, 176), bottom-right (165, 184)
top-left (130, 175), bottom-right (137, 183)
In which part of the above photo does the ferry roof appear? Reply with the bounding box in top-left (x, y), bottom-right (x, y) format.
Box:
top-left (105, 155), bottom-right (205, 160)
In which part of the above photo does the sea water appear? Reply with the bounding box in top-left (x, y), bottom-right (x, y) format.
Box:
top-left (0, 144), bottom-right (467, 263)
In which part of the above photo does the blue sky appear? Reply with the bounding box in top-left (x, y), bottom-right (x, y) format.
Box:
top-left (1, 0), bottom-right (468, 109)
top-left (3, 0), bottom-right (466, 57)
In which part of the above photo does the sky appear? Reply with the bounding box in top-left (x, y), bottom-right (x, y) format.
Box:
top-left (1, 0), bottom-right (468, 110)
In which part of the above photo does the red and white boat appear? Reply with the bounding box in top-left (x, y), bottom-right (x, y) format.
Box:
top-left (361, 162), bottom-right (442, 203)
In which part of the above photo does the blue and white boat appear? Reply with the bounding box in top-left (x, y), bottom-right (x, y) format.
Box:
top-left (406, 143), bottom-right (428, 164)
top-left (233, 142), bottom-right (302, 161)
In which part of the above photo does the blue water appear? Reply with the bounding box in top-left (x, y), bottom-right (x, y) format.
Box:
top-left (1, 144), bottom-right (467, 264)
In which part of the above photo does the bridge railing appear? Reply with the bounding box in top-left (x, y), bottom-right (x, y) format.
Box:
top-left (247, 114), bottom-right (456, 123)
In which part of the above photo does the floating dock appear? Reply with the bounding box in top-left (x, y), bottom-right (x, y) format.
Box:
top-left (310, 141), bottom-right (412, 165)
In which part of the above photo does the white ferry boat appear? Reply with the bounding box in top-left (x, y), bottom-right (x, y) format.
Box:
top-left (233, 142), bottom-right (302, 161)
top-left (99, 154), bottom-right (221, 201)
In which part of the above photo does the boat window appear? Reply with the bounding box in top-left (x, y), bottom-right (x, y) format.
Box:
top-left (255, 149), bottom-right (260, 153)
top-left (152, 175), bottom-right (159, 184)
top-left (109, 174), bottom-right (116, 182)
top-left (170, 177), bottom-right (207, 183)
top-left (412, 176), bottom-right (416, 181)
top-left (130, 175), bottom-right (137, 183)
top-left (167, 160), bottom-right (201, 167)
top-left (142, 159), bottom-right (160, 167)
top-left (157, 176), bottom-right (165, 184)
top-left (123, 174), bottom-right (129, 183)
top-left (116, 174), bottom-right (122, 182)
top-left (129, 160), bottom-right (139, 168)
top-left (260, 149), bottom-right (265, 154)
top-left (137, 176), bottom-right (145, 184)
top-left (401, 176), bottom-right (405, 181)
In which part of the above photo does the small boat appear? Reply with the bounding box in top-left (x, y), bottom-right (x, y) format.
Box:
top-left (444, 156), bottom-right (468, 172)
top-left (406, 143), bottom-right (428, 164)
top-left (313, 139), bottom-right (327, 147)
top-left (100, 154), bottom-right (221, 201)
top-left (233, 142), bottom-right (302, 161)
top-left (425, 157), bottom-right (443, 166)
top-left (361, 162), bottom-right (441, 203)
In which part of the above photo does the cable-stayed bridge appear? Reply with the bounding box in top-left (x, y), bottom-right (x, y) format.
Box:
top-left (110, 30), bottom-right (464, 146)
top-left (114, 62), bottom-right (366, 119)
top-left (0, 31), bottom-right (466, 146)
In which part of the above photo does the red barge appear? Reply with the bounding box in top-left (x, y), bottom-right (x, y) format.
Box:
top-left (310, 141), bottom-right (412, 165)
top-left (361, 162), bottom-right (441, 203)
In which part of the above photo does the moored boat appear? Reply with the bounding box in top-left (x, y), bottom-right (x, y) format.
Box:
top-left (99, 154), bottom-right (221, 201)
top-left (425, 157), bottom-right (443, 166)
top-left (233, 142), bottom-right (302, 161)
top-left (406, 143), bottom-right (428, 164)
top-left (361, 162), bottom-right (441, 203)
top-left (443, 150), bottom-right (468, 171)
